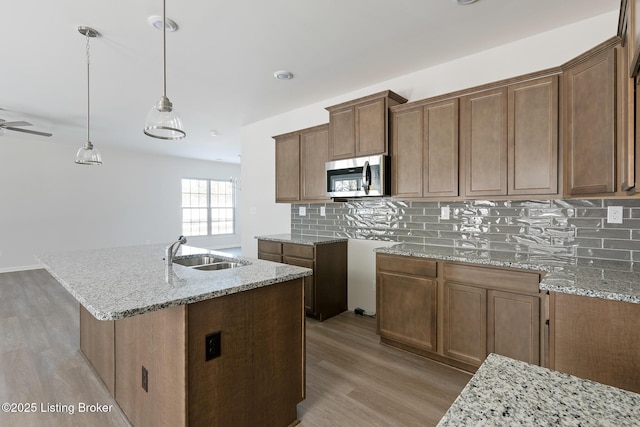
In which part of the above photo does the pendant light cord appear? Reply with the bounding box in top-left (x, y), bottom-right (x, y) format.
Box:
top-left (162, 0), bottom-right (167, 98)
top-left (86, 32), bottom-right (91, 144)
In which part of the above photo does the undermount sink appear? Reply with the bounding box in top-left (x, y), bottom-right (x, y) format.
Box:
top-left (192, 262), bottom-right (243, 271)
top-left (173, 255), bottom-right (245, 271)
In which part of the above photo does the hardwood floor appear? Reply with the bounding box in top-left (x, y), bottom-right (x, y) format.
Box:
top-left (300, 314), bottom-right (471, 427)
top-left (0, 269), bottom-right (129, 427)
top-left (0, 269), bottom-right (470, 427)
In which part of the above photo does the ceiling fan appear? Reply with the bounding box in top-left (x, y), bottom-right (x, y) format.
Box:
top-left (0, 119), bottom-right (52, 137)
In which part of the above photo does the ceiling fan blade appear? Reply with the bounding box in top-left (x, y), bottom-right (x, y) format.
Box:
top-left (5, 126), bottom-right (52, 137)
top-left (0, 121), bottom-right (33, 127)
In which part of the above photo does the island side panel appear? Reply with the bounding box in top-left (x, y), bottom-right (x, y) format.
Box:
top-left (187, 278), bottom-right (304, 427)
top-left (79, 306), bottom-right (115, 396)
top-left (115, 305), bottom-right (187, 427)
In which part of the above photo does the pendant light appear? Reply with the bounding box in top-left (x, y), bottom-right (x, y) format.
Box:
top-left (75, 26), bottom-right (103, 165)
top-left (143, 0), bottom-right (185, 140)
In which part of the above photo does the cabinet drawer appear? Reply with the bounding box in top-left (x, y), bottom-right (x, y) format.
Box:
top-left (258, 240), bottom-right (282, 255)
top-left (258, 253), bottom-right (282, 263)
top-left (444, 263), bottom-right (539, 294)
top-left (376, 254), bottom-right (437, 278)
top-left (283, 256), bottom-right (314, 269)
top-left (283, 243), bottom-right (314, 260)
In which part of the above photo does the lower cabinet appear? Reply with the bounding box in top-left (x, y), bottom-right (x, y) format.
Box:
top-left (258, 239), bottom-right (348, 321)
top-left (442, 282), bottom-right (487, 367)
top-left (488, 289), bottom-right (540, 366)
top-left (550, 292), bottom-right (640, 393)
top-left (377, 255), bottom-right (437, 352)
top-left (376, 253), bottom-right (546, 372)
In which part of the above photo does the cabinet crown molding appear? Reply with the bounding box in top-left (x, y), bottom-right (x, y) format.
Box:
top-left (325, 90), bottom-right (408, 111)
top-left (560, 36), bottom-right (622, 70)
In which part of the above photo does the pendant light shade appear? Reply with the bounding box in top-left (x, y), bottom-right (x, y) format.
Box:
top-left (75, 26), bottom-right (103, 166)
top-left (144, 96), bottom-right (185, 140)
top-left (144, 0), bottom-right (185, 140)
top-left (75, 141), bottom-right (102, 165)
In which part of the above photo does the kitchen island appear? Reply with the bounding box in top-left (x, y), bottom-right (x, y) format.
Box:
top-left (37, 244), bottom-right (313, 427)
top-left (438, 353), bottom-right (640, 426)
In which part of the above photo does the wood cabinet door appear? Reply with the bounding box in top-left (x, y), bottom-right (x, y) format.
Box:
top-left (461, 87), bottom-right (508, 197)
top-left (377, 271), bottom-right (437, 352)
top-left (508, 76), bottom-right (558, 195)
top-left (443, 282), bottom-right (487, 367)
top-left (356, 97), bottom-right (387, 156)
top-left (487, 290), bottom-right (540, 365)
top-left (300, 125), bottom-right (330, 201)
top-left (424, 98), bottom-right (459, 198)
top-left (275, 134), bottom-right (300, 202)
top-left (328, 106), bottom-right (355, 160)
top-left (284, 255), bottom-right (315, 314)
top-left (391, 106), bottom-right (423, 197)
top-left (563, 46), bottom-right (616, 196)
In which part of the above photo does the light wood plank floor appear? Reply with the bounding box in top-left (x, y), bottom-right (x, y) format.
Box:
top-left (300, 313), bottom-right (471, 426)
top-left (0, 269), bottom-right (470, 427)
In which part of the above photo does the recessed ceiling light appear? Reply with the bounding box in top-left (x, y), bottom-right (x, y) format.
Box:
top-left (148, 15), bottom-right (178, 32)
top-left (273, 70), bottom-right (294, 80)
top-left (210, 130), bottom-right (218, 137)
top-left (457, 0), bottom-right (478, 4)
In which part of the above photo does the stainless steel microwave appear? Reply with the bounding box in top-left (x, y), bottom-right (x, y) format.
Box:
top-left (325, 155), bottom-right (390, 198)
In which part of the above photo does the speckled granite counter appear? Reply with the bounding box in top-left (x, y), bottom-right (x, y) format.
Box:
top-left (374, 244), bottom-right (640, 304)
top-left (438, 353), bottom-right (640, 426)
top-left (37, 244), bottom-right (312, 320)
top-left (255, 234), bottom-right (348, 246)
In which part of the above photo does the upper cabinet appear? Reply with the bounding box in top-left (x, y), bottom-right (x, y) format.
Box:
top-left (391, 73), bottom-right (559, 200)
top-left (461, 76), bottom-right (559, 199)
top-left (274, 133), bottom-right (300, 202)
top-left (460, 87), bottom-right (509, 198)
top-left (326, 90), bottom-right (407, 160)
top-left (274, 124), bottom-right (330, 203)
top-left (562, 42), bottom-right (617, 196)
top-left (508, 76), bottom-right (559, 196)
top-left (391, 98), bottom-right (459, 198)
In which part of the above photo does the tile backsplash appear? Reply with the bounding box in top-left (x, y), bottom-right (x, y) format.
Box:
top-left (291, 199), bottom-right (640, 270)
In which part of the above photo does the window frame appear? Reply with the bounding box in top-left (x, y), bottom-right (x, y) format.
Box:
top-left (181, 178), bottom-right (236, 237)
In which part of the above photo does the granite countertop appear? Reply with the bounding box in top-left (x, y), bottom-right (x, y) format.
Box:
top-left (374, 244), bottom-right (640, 304)
top-left (255, 233), bottom-right (348, 246)
top-left (438, 353), bottom-right (640, 426)
top-left (36, 244), bottom-right (312, 321)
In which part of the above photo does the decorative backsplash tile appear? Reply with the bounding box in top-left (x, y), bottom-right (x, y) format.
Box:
top-left (291, 199), bottom-right (640, 270)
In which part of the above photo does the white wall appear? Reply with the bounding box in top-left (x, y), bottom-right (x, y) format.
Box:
top-left (240, 11), bottom-right (619, 309)
top-left (0, 138), bottom-right (240, 271)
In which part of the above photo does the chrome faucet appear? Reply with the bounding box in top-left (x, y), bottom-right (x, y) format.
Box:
top-left (165, 235), bottom-right (187, 266)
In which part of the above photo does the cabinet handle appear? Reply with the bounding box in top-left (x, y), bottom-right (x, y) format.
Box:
top-left (362, 161), bottom-right (371, 195)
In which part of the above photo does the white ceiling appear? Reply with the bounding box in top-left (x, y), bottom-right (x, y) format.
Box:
top-left (2, 0), bottom-right (619, 164)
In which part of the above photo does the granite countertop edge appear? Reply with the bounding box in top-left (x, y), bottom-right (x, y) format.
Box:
top-left (374, 245), bottom-right (640, 304)
top-left (44, 266), bottom-right (312, 321)
top-left (36, 245), bottom-right (313, 321)
top-left (255, 234), bottom-right (348, 245)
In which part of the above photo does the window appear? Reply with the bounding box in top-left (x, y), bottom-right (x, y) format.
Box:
top-left (181, 178), bottom-right (234, 236)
